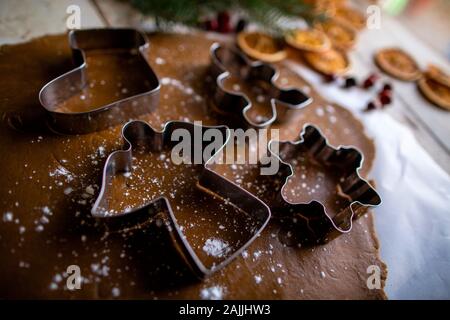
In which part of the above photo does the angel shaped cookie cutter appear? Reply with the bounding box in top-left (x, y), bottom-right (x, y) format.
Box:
top-left (91, 120), bottom-right (271, 278)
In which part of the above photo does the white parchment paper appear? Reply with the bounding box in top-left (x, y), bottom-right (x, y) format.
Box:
top-left (287, 62), bottom-right (450, 299)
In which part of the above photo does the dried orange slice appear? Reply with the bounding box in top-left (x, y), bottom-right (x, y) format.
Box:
top-left (285, 29), bottom-right (331, 52)
top-left (304, 49), bottom-right (350, 75)
top-left (418, 66), bottom-right (450, 111)
top-left (334, 6), bottom-right (366, 30)
top-left (305, 0), bottom-right (341, 16)
top-left (425, 64), bottom-right (450, 87)
top-left (237, 32), bottom-right (287, 63)
top-left (375, 48), bottom-right (421, 81)
top-left (316, 19), bottom-right (357, 51)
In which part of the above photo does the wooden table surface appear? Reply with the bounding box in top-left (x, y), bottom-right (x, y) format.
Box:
top-left (1, 0), bottom-right (449, 173)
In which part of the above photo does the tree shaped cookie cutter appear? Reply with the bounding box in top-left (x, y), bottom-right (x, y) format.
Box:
top-left (91, 120), bottom-right (271, 278)
top-left (209, 42), bottom-right (313, 128)
top-left (39, 28), bottom-right (160, 134)
top-left (267, 124), bottom-right (381, 244)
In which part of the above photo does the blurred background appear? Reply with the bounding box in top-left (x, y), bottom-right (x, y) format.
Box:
top-left (1, 0), bottom-right (449, 62)
top-left (393, 0), bottom-right (450, 60)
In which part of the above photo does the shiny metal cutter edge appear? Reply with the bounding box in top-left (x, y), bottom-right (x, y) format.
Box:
top-left (209, 42), bottom-right (313, 128)
top-left (91, 120), bottom-right (271, 278)
top-left (267, 123), bottom-right (382, 243)
top-left (39, 28), bottom-right (160, 134)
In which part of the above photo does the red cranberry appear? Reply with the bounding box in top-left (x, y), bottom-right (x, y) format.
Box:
top-left (204, 19), bottom-right (218, 32)
top-left (363, 79), bottom-right (373, 89)
top-left (217, 11), bottom-right (231, 25)
top-left (379, 91), bottom-right (392, 105)
top-left (217, 11), bottom-right (231, 33)
top-left (368, 73), bottom-right (380, 82)
top-left (362, 73), bottom-right (379, 89)
top-left (324, 74), bottom-right (337, 83)
top-left (219, 23), bottom-right (232, 33)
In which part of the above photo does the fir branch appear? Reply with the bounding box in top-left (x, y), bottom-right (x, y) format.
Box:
top-left (128, 0), bottom-right (316, 35)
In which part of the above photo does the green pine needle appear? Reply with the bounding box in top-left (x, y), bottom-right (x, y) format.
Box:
top-left (129, 0), bottom-right (317, 35)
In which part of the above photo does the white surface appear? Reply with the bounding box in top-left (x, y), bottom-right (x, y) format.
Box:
top-left (287, 61), bottom-right (450, 299)
top-left (0, 0), bottom-right (104, 45)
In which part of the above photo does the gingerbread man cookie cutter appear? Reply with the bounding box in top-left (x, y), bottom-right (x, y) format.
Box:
top-left (91, 120), bottom-right (271, 278)
top-left (39, 28), bottom-right (160, 134)
top-left (209, 42), bottom-right (313, 128)
top-left (267, 124), bottom-right (381, 244)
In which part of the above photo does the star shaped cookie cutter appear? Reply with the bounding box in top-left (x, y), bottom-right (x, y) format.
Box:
top-left (39, 28), bottom-right (160, 134)
top-left (91, 120), bottom-right (271, 278)
top-left (266, 124), bottom-right (381, 244)
top-left (209, 43), bottom-right (312, 128)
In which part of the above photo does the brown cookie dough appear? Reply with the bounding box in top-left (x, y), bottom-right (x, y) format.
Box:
top-left (0, 32), bottom-right (386, 299)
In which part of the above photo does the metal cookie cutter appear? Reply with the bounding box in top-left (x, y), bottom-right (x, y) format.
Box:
top-left (91, 120), bottom-right (271, 278)
top-left (267, 124), bottom-right (381, 244)
top-left (39, 28), bottom-right (160, 134)
top-left (209, 43), bottom-right (312, 128)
